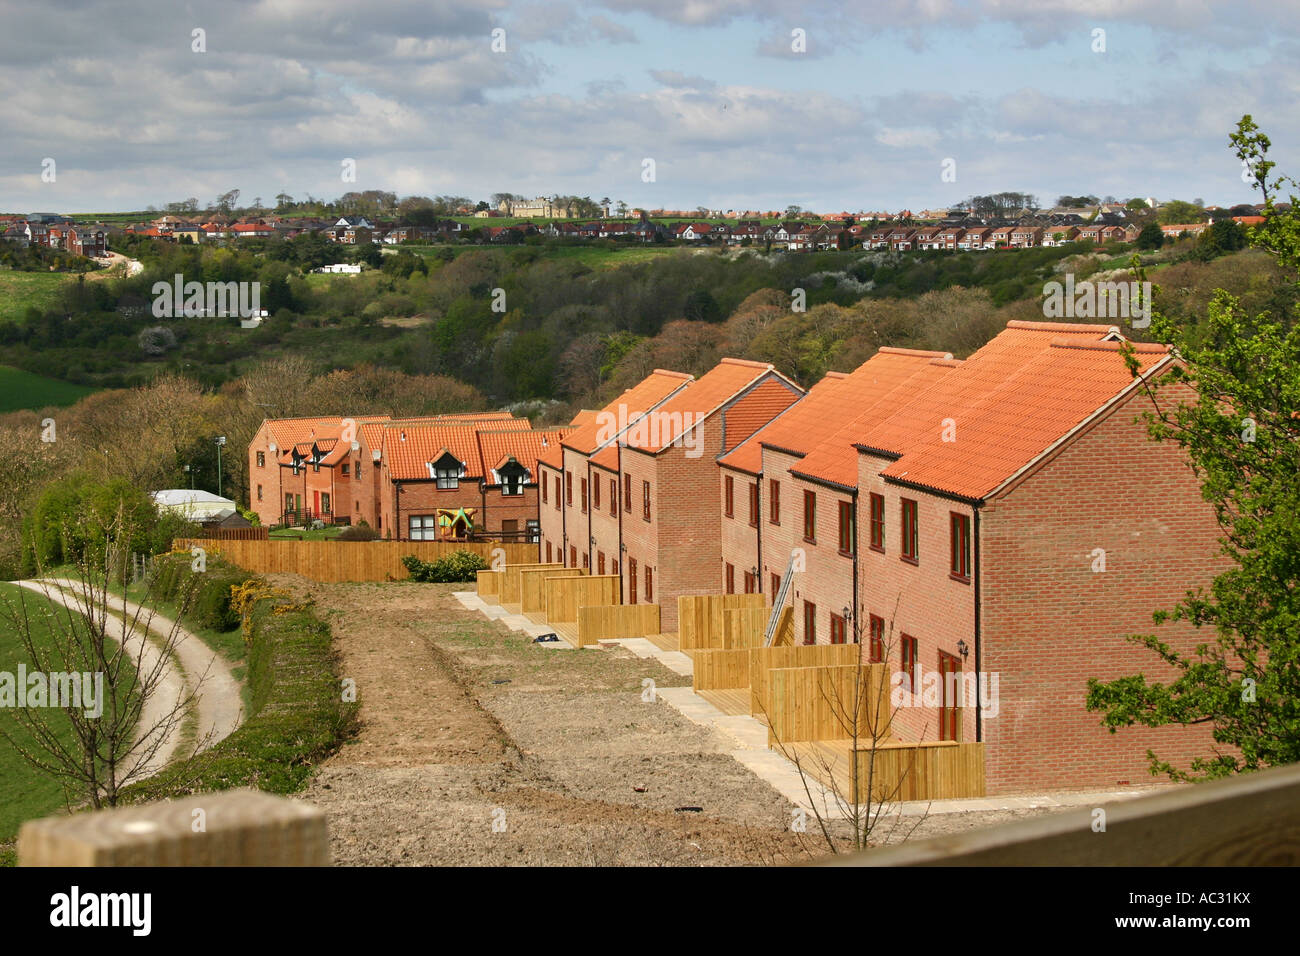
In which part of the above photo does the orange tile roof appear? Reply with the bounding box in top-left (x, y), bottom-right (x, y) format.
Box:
top-left (720, 377), bottom-right (804, 453)
top-left (853, 321), bottom-right (1122, 459)
top-left (719, 371), bottom-right (850, 475)
top-left (620, 358), bottom-right (792, 455)
top-left (879, 338), bottom-right (1170, 499)
top-left (561, 369), bottom-right (693, 457)
top-left (264, 415), bottom-right (390, 451)
top-left (790, 354), bottom-right (961, 488)
top-left (720, 347), bottom-right (955, 476)
top-left (539, 410), bottom-right (600, 469)
top-left (478, 429), bottom-right (570, 481)
top-left (382, 420), bottom-right (531, 481)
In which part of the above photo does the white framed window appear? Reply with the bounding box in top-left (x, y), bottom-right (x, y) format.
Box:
top-left (409, 515), bottom-right (438, 540)
top-left (435, 467), bottom-right (459, 490)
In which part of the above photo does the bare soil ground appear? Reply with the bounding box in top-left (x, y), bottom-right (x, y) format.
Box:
top-left (279, 576), bottom-right (1070, 866)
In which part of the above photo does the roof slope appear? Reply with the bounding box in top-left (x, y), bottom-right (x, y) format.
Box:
top-left (880, 337), bottom-right (1170, 499)
top-left (479, 429), bottom-right (570, 482)
top-left (789, 353), bottom-right (963, 488)
top-left (382, 420), bottom-right (532, 481)
top-left (617, 358), bottom-right (793, 456)
top-left (720, 347), bottom-right (955, 476)
top-left (560, 369), bottom-right (693, 457)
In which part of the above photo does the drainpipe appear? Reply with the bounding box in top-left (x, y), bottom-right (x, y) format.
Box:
top-left (395, 482), bottom-right (401, 542)
top-left (755, 474), bottom-right (762, 594)
top-left (852, 491), bottom-right (860, 645)
top-left (616, 452), bottom-right (624, 602)
top-left (587, 460), bottom-right (594, 571)
top-left (973, 505), bottom-right (982, 743)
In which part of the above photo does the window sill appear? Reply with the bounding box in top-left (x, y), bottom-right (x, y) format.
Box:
top-left (901, 555), bottom-right (919, 566)
top-left (950, 572), bottom-right (971, 584)
top-left (838, 548), bottom-right (856, 558)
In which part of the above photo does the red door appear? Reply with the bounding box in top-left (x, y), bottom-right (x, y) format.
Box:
top-left (939, 651), bottom-right (961, 741)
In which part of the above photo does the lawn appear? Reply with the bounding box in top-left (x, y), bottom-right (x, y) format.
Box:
top-left (0, 365), bottom-right (96, 413)
top-left (0, 583), bottom-right (101, 858)
top-left (0, 270), bottom-right (72, 323)
top-left (270, 525), bottom-right (346, 540)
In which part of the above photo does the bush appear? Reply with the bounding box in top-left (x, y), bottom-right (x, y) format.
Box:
top-left (125, 577), bottom-right (356, 800)
top-left (149, 551), bottom-right (255, 632)
top-left (337, 521), bottom-right (378, 541)
top-left (402, 550), bottom-right (489, 582)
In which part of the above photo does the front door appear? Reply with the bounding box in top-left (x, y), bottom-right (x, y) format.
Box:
top-left (939, 651), bottom-right (962, 741)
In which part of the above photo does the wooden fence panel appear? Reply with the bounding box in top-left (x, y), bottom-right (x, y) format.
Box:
top-left (575, 604), bottom-right (661, 647)
top-left (501, 563), bottom-right (564, 605)
top-left (677, 594), bottom-right (767, 651)
top-left (174, 539), bottom-right (538, 583)
top-left (765, 664), bottom-right (890, 745)
top-left (749, 644), bottom-right (862, 716)
top-left (520, 567), bottom-right (587, 614)
top-left (693, 649), bottom-right (751, 691)
top-left (544, 575), bottom-right (621, 623)
top-left (722, 607), bottom-right (768, 649)
top-left (476, 570), bottom-right (503, 602)
top-left (863, 741), bottom-right (986, 801)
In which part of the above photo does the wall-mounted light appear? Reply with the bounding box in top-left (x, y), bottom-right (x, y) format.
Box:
top-left (957, 639), bottom-right (969, 660)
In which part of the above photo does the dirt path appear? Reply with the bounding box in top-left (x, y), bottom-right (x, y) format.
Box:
top-left (44, 577), bottom-right (243, 749)
top-left (14, 579), bottom-right (243, 779)
top-left (14, 580), bottom-right (187, 779)
top-left (280, 577), bottom-right (1088, 865)
top-left (280, 576), bottom-right (814, 865)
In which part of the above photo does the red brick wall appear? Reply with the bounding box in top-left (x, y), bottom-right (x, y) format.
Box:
top-left (247, 422), bottom-right (280, 526)
top-left (760, 452), bottom-right (802, 622)
top-left (561, 447), bottom-right (589, 568)
top-left (719, 466), bottom-right (761, 595)
top-left (590, 461), bottom-right (623, 588)
top-left (979, 384), bottom-right (1226, 793)
top-left (538, 463), bottom-right (564, 565)
top-left (788, 473), bottom-right (857, 647)
top-left (857, 449), bottom-right (978, 746)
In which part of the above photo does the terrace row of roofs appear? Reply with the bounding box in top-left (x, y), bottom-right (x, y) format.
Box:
top-left (540, 320), bottom-right (1225, 796)
top-left (248, 412), bottom-right (568, 540)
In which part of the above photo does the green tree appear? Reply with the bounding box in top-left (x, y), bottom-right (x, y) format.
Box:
top-left (1136, 222), bottom-right (1165, 251)
top-left (1087, 116), bottom-right (1300, 780)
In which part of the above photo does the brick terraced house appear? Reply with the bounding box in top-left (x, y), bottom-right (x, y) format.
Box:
top-left (781, 320), bottom-right (1225, 792)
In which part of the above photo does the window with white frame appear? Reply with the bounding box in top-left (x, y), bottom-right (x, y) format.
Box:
top-left (409, 515), bottom-right (439, 540)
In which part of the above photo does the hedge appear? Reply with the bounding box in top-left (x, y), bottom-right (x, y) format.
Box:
top-left (123, 565), bottom-right (357, 801)
top-left (149, 551), bottom-right (254, 632)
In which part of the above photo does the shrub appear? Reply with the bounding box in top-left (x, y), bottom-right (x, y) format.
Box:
top-left (337, 521), bottom-right (378, 541)
top-left (401, 550), bottom-right (489, 583)
top-left (149, 551), bottom-right (255, 632)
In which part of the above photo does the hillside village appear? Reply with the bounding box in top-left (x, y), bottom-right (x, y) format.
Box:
top-left (0, 198), bottom-right (1275, 257)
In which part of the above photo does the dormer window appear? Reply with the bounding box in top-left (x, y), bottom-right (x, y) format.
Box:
top-left (427, 450), bottom-right (464, 489)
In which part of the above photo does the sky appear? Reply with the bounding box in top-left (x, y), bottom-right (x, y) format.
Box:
top-left (2, 0), bottom-right (1298, 215)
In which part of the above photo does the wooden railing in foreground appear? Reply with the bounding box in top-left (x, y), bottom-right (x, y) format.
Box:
top-left (576, 604), bottom-right (661, 647)
top-left (174, 538), bottom-right (538, 582)
top-left (18, 789), bottom-right (329, 866)
top-left (833, 760), bottom-right (1300, 866)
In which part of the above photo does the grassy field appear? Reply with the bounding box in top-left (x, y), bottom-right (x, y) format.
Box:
top-left (0, 270), bottom-right (72, 323)
top-left (0, 582), bottom-right (116, 861)
top-left (0, 365), bottom-right (96, 413)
